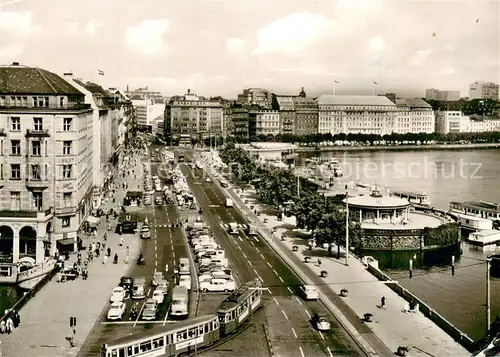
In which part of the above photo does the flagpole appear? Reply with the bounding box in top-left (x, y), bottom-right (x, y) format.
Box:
top-left (333, 81), bottom-right (336, 96)
top-left (372, 82), bottom-right (375, 96)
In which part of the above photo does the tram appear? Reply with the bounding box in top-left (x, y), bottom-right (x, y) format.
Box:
top-left (100, 315), bottom-right (219, 357)
top-left (217, 278), bottom-right (263, 335)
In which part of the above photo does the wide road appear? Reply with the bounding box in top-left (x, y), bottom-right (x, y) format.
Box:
top-left (180, 154), bottom-right (364, 357)
top-left (77, 149), bottom-right (193, 356)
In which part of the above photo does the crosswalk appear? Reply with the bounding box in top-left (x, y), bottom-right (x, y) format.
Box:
top-left (150, 224), bottom-right (172, 228)
top-left (220, 223), bottom-right (247, 230)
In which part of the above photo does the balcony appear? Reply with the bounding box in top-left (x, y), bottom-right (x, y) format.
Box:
top-left (26, 178), bottom-right (50, 189)
top-left (55, 206), bottom-right (77, 215)
top-left (26, 129), bottom-right (50, 138)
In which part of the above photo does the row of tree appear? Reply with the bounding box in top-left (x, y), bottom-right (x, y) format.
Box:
top-left (426, 98), bottom-right (498, 116)
top-left (219, 143), bottom-right (361, 255)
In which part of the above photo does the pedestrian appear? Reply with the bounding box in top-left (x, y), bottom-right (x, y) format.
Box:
top-left (6, 317), bottom-right (13, 334)
top-left (113, 253), bottom-right (118, 264)
top-left (119, 237), bottom-right (123, 246)
top-left (95, 248), bottom-right (100, 258)
top-left (103, 254), bottom-right (108, 264)
top-left (103, 232), bottom-right (107, 242)
top-left (318, 258), bottom-right (322, 266)
top-left (125, 246), bottom-right (129, 264)
top-left (0, 320), bottom-right (5, 334)
top-left (380, 296), bottom-right (386, 309)
top-left (107, 247), bottom-right (111, 257)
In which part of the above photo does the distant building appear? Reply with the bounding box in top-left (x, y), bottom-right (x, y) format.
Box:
top-left (237, 88), bottom-right (271, 107)
top-left (467, 115), bottom-right (500, 132)
top-left (317, 95), bottom-right (398, 136)
top-left (125, 87), bottom-right (164, 102)
top-left (0, 63), bottom-right (94, 276)
top-left (275, 95), bottom-right (295, 134)
top-left (425, 88), bottom-right (460, 101)
top-left (379, 93), bottom-right (397, 103)
top-left (132, 99), bottom-right (164, 132)
top-left (394, 98), bottom-right (434, 134)
top-left (238, 142), bottom-right (297, 161)
top-left (293, 96), bottom-right (318, 136)
top-left (164, 89), bottom-right (223, 142)
top-left (469, 81), bottom-right (499, 100)
top-left (248, 109), bottom-right (280, 137)
top-left (229, 104), bottom-right (250, 139)
top-left (435, 111), bottom-right (469, 134)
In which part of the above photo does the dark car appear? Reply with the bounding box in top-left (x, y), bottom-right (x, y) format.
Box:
top-left (220, 181), bottom-right (229, 188)
top-left (119, 276), bottom-right (134, 292)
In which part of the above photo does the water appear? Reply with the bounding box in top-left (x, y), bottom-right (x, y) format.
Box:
top-left (0, 285), bottom-right (25, 315)
top-left (312, 149), bottom-right (500, 341)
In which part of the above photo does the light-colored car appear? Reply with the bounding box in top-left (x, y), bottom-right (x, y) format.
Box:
top-left (110, 286), bottom-right (126, 303)
top-left (205, 177), bottom-right (211, 182)
top-left (142, 298), bottom-right (158, 321)
top-left (199, 278), bottom-right (236, 293)
top-left (312, 313), bottom-right (331, 331)
top-left (151, 271), bottom-right (164, 287)
top-left (152, 289), bottom-right (164, 304)
top-left (107, 301), bottom-right (125, 320)
top-left (157, 279), bottom-right (168, 294)
top-left (301, 285), bottom-right (319, 300)
top-left (178, 275), bottom-right (192, 290)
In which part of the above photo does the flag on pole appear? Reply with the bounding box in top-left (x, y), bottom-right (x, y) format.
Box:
top-left (334, 80), bottom-right (340, 84)
top-left (373, 81), bottom-right (379, 85)
top-left (98, 69), bottom-right (104, 76)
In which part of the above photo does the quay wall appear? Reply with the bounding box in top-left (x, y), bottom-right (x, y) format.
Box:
top-left (296, 142), bottom-right (500, 153)
top-left (366, 263), bottom-right (476, 351)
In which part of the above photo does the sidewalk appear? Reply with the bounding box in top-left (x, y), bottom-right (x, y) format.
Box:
top-left (215, 178), bottom-right (470, 357)
top-left (0, 155), bottom-right (145, 357)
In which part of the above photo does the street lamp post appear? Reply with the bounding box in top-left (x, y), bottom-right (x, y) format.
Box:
top-left (345, 191), bottom-right (349, 266)
top-left (487, 257), bottom-right (492, 334)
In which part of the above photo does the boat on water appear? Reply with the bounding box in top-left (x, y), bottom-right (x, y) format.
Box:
top-left (390, 190), bottom-right (431, 209)
top-left (449, 201), bottom-right (500, 228)
top-left (0, 257), bottom-right (57, 288)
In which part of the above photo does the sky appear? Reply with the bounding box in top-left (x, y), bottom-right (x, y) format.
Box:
top-left (0, 0), bottom-right (498, 98)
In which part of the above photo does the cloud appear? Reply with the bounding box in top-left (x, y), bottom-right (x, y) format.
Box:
top-left (124, 19), bottom-right (170, 56)
top-left (226, 38), bottom-right (247, 56)
top-left (1, 11), bottom-right (41, 36)
top-left (83, 20), bottom-right (103, 36)
top-left (369, 36), bottom-right (386, 52)
top-left (0, 43), bottom-right (23, 58)
top-left (408, 49), bottom-right (432, 67)
top-left (64, 20), bottom-right (103, 36)
top-left (253, 13), bottom-right (343, 56)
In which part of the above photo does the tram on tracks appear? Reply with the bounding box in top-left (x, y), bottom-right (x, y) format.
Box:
top-left (101, 280), bottom-right (264, 357)
top-left (216, 278), bottom-right (263, 335)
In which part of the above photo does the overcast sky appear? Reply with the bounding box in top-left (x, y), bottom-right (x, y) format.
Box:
top-left (1, 0), bottom-right (498, 98)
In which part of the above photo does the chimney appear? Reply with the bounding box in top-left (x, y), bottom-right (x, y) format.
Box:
top-left (126, 85), bottom-right (129, 93)
top-left (187, 89), bottom-right (191, 94)
top-left (63, 72), bottom-right (73, 79)
top-left (12, 62), bottom-right (19, 66)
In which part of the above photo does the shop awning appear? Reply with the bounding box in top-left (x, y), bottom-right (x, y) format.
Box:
top-left (57, 238), bottom-right (75, 246)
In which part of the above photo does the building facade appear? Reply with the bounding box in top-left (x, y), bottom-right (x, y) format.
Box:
top-left (131, 99), bottom-right (164, 132)
top-left (468, 115), bottom-right (500, 132)
top-left (395, 98), bottom-right (434, 134)
top-left (425, 88), bottom-right (461, 101)
top-left (275, 96), bottom-right (295, 135)
top-left (237, 88), bottom-right (271, 107)
top-left (469, 81), bottom-right (500, 100)
top-left (317, 95), bottom-right (398, 136)
top-left (435, 111), bottom-right (469, 134)
top-left (249, 109), bottom-right (280, 137)
top-left (293, 96), bottom-right (319, 136)
top-left (0, 64), bottom-right (95, 280)
top-left (164, 90), bottom-right (223, 142)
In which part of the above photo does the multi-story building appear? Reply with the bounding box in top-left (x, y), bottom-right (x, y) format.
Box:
top-left (0, 63), bottom-right (95, 280)
top-left (125, 86), bottom-right (164, 103)
top-left (395, 98), bottom-right (434, 134)
top-left (293, 92), bottom-right (318, 136)
top-left (425, 88), bottom-right (460, 101)
top-left (131, 98), bottom-right (164, 132)
top-left (229, 104), bottom-right (250, 139)
top-left (317, 95), bottom-right (398, 135)
top-left (468, 115), bottom-right (500, 132)
top-left (435, 111), bottom-right (470, 134)
top-left (469, 81), bottom-right (499, 100)
top-left (237, 88), bottom-right (271, 107)
top-left (249, 109), bottom-right (280, 137)
top-left (164, 89), bottom-right (223, 142)
top-left (275, 96), bottom-right (295, 134)
top-left (222, 105), bottom-right (233, 138)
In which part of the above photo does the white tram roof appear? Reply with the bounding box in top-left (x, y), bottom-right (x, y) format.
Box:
top-left (105, 315), bottom-right (217, 347)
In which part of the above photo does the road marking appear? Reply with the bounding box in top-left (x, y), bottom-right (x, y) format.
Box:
top-left (254, 236), bottom-right (259, 242)
top-left (287, 287), bottom-right (293, 294)
top-left (281, 310), bottom-right (289, 320)
top-left (250, 240), bottom-right (254, 246)
top-left (279, 276), bottom-right (284, 282)
top-left (273, 297), bottom-right (279, 305)
top-left (272, 269), bottom-right (278, 275)
top-left (242, 252), bottom-right (247, 258)
top-left (304, 310), bottom-right (311, 319)
top-left (134, 291), bottom-right (150, 327)
top-left (102, 321), bottom-right (177, 325)
top-left (294, 296), bottom-right (302, 306)
top-left (291, 327), bottom-right (298, 338)
top-left (248, 261), bottom-right (253, 266)
top-left (266, 261), bottom-right (272, 268)
top-left (299, 346), bottom-right (305, 357)
top-left (208, 204), bottom-right (219, 208)
top-left (237, 245), bottom-right (242, 250)
top-left (238, 236), bottom-right (243, 242)
top-left (318, 331), bottom-right (324, 340)
top-left (259, 253), bottom-right (265, 259)
top-left (326, 347), bottom-right (334, 357)
top-left (163, 305), bottom-right (171, 326)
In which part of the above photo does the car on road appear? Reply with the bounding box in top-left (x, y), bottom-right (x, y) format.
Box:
top-left (157, 279), bottom-right (169, 294)
top-left (178, 275), bottom-right (192, 290)
top-left (110, 286), bottom-right (126, 303)
top-left (301, 285), bottom-right (319, 300)
top-left (140, 225), bottom-right (151, 239)
top-left (119, 276), bottom-right (133, 292)
top-left (227, 222), bottom-right (239, 235)
top-left (205, 177), bottom-right (211, 182)
top-left (312, 313), bottom-right (331, 331)
top-left (151, 271), bottom-right (164, 287)
top-left (107, 301), bottom-right (126, 320)
top-left (142, 298), bottom-right (158, 321)
top-left (220, 181), bottom-right (229, 188)
top-left (199, 277), bottom-right (236, 293)
top-left (152, 289), bottom-right (164, 304)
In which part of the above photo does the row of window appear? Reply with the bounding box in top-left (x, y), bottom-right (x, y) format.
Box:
top-left (5, 140), bottom-right (73, 156)
top-left (5, 117), bottom-right (73, 132)
top-left (2, 164), bottom-right (73, 180)
top-left (0, 96), bottom-right (67, 108)
top-left (7, 191), bottom-right (73, 215)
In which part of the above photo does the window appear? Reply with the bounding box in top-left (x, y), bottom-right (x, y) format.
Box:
top-left (62, 217), bottom-right (70, 227)
top-left (32, 141), bottom-right (41, 156)
top-left (0, 97), bottom-right (5, 106)
top-left (63, 141), bottom-right (72, 155)
top-left (33, 117), bottom-right (43, 131)
top-left (10, 117), bottom-right (20, 131)
top-left (10, 192), bottom-right (20, 211)
top-left (10, 164), bottom-right (20, 179)
top-left (62, 165), bottom-right (72, 179)
top-left (60, 97), bottom-right (65, 107)
top-left (139, 341), bottom-right (152, 352)
top-left (0, 164), bottom-right (3, 179)
top-left (11, 140), bottom-right (20, 155)
top-left (33, 192), bottom-right (43, 211)
top-left (63, 118), bottom-right (72, 131)
top-left (31, 164), bottom-right (41, 180)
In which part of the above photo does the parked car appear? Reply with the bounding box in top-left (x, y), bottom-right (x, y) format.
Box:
top-left (199, 278), bottom-right (236, 292)
top-left (119, 276), bottom-right (133, 292)
top-left (142, 298), bottom-right (158, 320)
top-left (312, 313), bottom-right (331, 331)
top-left (110, 286), bottom-right (126, 303)
top-left (107, 301), bottom-right (126, 320)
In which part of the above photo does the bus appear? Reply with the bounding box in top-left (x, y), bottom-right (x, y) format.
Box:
top-left (101, 315), bottom-right (219, 357)
top-left (170, 286), bottom-right (189, 319)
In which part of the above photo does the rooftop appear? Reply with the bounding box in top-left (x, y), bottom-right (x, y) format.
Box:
top-left (0, 64), bottom-right (82, 95)
top-left (471, 230), bottom-right (500, 237)
top-left (343, 194), bottom-right (410, 208)
top-left (317, 95), bottom-right (396, 107)
top-left (405, 98), bottom-right (433, 109)
top-left (361, 211), bottom-right (445, 230)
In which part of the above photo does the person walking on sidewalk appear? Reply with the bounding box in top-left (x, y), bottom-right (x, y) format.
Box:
top-left (103, 254), bottom-right (108, 265)
top-left (380, 296), bottom-right (386, 309)
top-left (119, 237), bottom-right (123, 246)
top-left (125, 246), bottom-right (129, 264)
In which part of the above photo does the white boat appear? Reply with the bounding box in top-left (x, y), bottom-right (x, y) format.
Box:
top-left (390, 190), bottom-right (431, 208)
top-left (467, 230), bottom-right (500, 247)
top-left (17, 258), bottom-right (57, 289)
top-left (450, 201), bottom-right (500, 225)
top-left (453, 213), bottom-right (493, 231)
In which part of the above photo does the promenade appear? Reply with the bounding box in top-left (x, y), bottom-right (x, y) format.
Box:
top-left (201, 158), bottom-right (470, 356)
top-left (0, 155), bottom-right (144, 357)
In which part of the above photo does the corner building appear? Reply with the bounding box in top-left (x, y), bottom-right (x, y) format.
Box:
top-left (0, 63), bottom-right (94, 280)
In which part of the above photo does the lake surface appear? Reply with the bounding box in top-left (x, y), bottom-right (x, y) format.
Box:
top-left (313, 149), bottom-right (500, 340)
